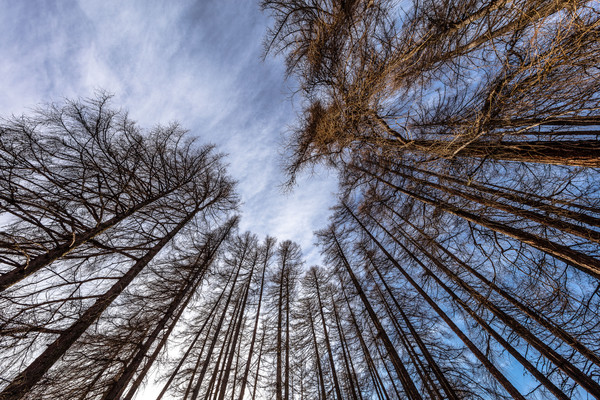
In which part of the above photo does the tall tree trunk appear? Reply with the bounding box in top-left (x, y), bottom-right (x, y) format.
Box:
top-left (373, 115), bottom-right (600, 168)
top-left (330, 295), bottom-right (360, 400)
top-left (216, 264), bottom-right (254, 400)
top-left (237, 238), bottom-right (273, 400)
top-left (183, 312), bottom-right (220, 400)
top-left (0, 208), bottom-right (198, 400)
top-left (352, 167), bottom-right (600, 279)
top-left (308, 309), bottom-right (328, 400)
top-left (312, 271), bottom-right (345, 400)
top-left (369, 280), bottom-right (441, 400)
top-left (284, 270), bottom-right (291, 400)
top-left (328, 230), bottom-right (423, 400)
top-left (384, 165), bottom-right (600, 244)
top-left (341, 204), bottom-right (526, 400)
top-left (398, 162), bottom-right (600, 228)
top-left (392, 208), bottom-right (600, 368)
top-left (107, 221), bottom-right (235, 400)
top-left (251, 328), bottom-right (266, 400)
top-left (362, 250), bottom-right (460, 400)
top-left (276, 252), bottom-right (286, 400)
top-left (155, 300), bottom-right (220, 400)
top-left (376, 217), bottom-right (598, 398)
top-left (189, 248), bottom-right (246, 400)
top-left (341, 285), bottom-right (389, 400)
top-left (211, 293), bottom-right (244, 400)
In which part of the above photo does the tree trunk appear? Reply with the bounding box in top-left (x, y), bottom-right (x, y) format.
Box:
top-left (341, 285), bottom-right (389, 400)
top-left (363, 250), bottom-right (460, 400)
top-left (0, 198), bottom-right (153, 292)
top-left (327, 231), bottom-right (423, 400)
top-left (0, 208), bottom-right (197, 400)
top-left (312, 270), bottom-right (345, 400)
top-left (107, 222), bottom-right (234, 400)
top-left (189, 249), bottom-right (245, 400)
top-left (330, 296), bottom-right (360, 400)
top-left (308, 308), bottom-right (328, 400)
top-left (380, 218), bottom-right (599, 398)
top-left (341, 204), bottom-right (526, 400)
top-left (393, 208), bottom-right (600, 369)
top-left (352, 167), bottom-right (600, 279)
top-left (237, 238), bottom-right (273, 400)
top-left (216, 265), bottom-right (254, 400)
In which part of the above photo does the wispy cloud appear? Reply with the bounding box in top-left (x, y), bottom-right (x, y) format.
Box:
top-left (0, 0), bottom-right (338, 265)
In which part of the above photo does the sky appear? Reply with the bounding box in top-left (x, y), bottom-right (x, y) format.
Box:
top-left (0, 0), bottom-right (339, 267)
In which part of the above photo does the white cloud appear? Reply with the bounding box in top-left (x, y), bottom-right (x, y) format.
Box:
top-left (0, 0), bottom-right (338, 263)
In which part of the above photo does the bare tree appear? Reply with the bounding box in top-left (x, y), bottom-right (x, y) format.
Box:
top-left (0, 95), bottom-right (238, 400)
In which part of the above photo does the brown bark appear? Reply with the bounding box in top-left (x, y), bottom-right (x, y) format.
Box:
top-left (353, 166), bottom-right (600, 279)
top-left (0, 208), bottom-right (197, 400)
top-left (341, 203), bottom-right (526, 400)
top-left (373, 115), bottom-right (600, 167)
top-left (312, 270), bottom-right (345, 400)
top-left (327, 231), bottom-right (423, 400)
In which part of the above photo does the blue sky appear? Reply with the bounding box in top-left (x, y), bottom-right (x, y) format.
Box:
top-left (0, 0), bottom-right (338, 266)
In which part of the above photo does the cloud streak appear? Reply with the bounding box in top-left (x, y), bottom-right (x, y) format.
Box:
top-left (0, 0), bottom-right (338, 266)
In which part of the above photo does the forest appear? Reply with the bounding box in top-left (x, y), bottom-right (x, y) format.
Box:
top-left (1, 0), bottom-right (600, 399)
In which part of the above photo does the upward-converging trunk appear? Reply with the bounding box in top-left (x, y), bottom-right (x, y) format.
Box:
top-left (340, 285), bottom-right (389, 400)
top-left (307, 308), bottom-right (328, 400)
top-left (372, 114), bottom-right (600, 168)
top-left (361, 251), bottom-right (459, 400)
top-left (312, 271), bottom-right (344, 400)
top-left (341, 204), bottom-right (526, 400)
top-left (352, 165), bottom-right (600, 279)
top-left (215, 261), bottom-right (255, 400)
top-left (0, 208), bottom-right (198, 400)
top-left (390, 208), bottom-right (600, 369)
top-left (327, 229), bottom-right (423, 400)
top-left (369, 216), bottom-right (574, 399)
top-left (103, 220), bottom-right (235, 400)
top-left (237, 239), bottom-right (273, 400)
top-left (189, 246), bottom-right (246, 400)
top-left (370, 161), bottom-right (600, 244)
top-left (330, 295), bottom-right (360, 400)
top-left (276, 254), bottom-right (285, 400)
top-left (155, 297), bottom-right (220, 400)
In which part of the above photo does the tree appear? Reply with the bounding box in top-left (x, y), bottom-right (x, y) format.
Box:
top-left (263, 3), bottom-right (600, 395)
top-left (0, 95), bottom-right (238, 400)
top-left (263, 0), bottom-right (600, 185)
top-left (0, 93), bottom-right (231, 291)
top-left (265, 240), bottom-right (302, 400)
top-left (317, 198), bottom-right (600, 398)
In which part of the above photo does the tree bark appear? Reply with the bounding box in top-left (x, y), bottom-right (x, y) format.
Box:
top-left (341, 204), bottom-right (526, 400)
top-left (0, 208), bottom-right (197, 400)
